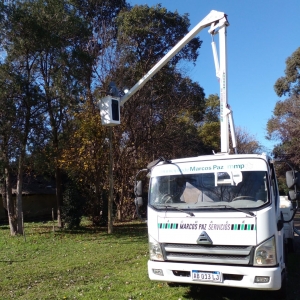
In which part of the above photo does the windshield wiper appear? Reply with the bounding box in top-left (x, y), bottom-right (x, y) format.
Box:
top-left (212, 204), bottom-right (255, 217)
top-left (156, 205), bottom-right (195, 217)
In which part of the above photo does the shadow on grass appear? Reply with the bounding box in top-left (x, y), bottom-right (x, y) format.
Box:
top-left (63, 221), bottom-right (147, 235)
top-left (113, 221), bottom-right (147, 235)
top-left (184, 284), bottom-right (281, 300)
top-left (28, 221), bottom-right (148, 243)
top-left (0, 226), bottom-right (10, 230)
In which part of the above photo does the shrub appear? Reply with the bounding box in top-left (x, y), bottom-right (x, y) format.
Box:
top-left (62, 180), bottom-right (85, 229)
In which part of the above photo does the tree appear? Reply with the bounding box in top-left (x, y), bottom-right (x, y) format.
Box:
top-left (0, 2), bottom-right (46, 233)
top-left (267, 95), bottom-right (300, 164)
top-left (199, 94), bottom-right (263, 154)
top-left (70, 0), bottom-right (128, 91)
top-left (35, 0), bottom-right (92, 227)
top-left (198, 94), bottom-right (220, 153)
top-left (115, 4), bottom-right (201, 82)
top-left (0, 0), bottom-right (89, 230)
top-left (1, 0), bottom-right (128, 232)
top-left (0, 63), bottom-right (19, 235)
top-left (235, 127), bottom-right (264, 154)
top-left (0, 0), bottom-right (97, 230)
top-left (267, 47), bottom-right (300, 166)
top-left (53, 0), bottom-right (128, 229)
top-left (108, 4), bottom-right (205, 220)
top-left (15, 0), bottom-right (129, 231)
top-left (274, 47), bottom-right (300, 97)
top-left (58, 102), bottom-right (109, 226)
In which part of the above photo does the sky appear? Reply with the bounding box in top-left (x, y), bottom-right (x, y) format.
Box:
top-left (128, 0), bottom-right (300, 152)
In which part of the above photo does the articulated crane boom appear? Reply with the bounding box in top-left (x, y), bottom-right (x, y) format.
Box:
top-left (209, 18), bottom-right (237, 153)
top-left (100, 10), bottom-right (237, 153)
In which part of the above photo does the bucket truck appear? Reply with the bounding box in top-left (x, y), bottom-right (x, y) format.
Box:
top-left (99, 10), bottom-right (298, 298)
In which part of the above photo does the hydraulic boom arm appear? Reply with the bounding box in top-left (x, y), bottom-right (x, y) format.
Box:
top-left (120, 10), bottom-right (228, 106)
top-left (100, 10), bottom-right (237, 153)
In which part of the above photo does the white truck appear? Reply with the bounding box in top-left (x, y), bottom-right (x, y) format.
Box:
top-left (144, 152), bottom-right (298, 299)
top-left (99, 10), bottom-right (299, 298)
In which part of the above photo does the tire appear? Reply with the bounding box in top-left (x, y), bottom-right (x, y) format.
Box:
top-left (287, 238), bottom-right (295, 253)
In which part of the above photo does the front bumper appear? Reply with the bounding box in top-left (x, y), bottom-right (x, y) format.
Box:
top-left (148, 260), bottom-right (282, 290)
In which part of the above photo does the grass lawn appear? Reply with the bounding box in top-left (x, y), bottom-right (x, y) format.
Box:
top-left (0, 220), bottom-right (299, 300)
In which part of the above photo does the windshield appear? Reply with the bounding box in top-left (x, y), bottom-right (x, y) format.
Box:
top-left (149, 161), bottom-right (269, 210)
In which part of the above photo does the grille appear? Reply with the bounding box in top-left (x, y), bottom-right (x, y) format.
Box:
top-left (162, 243), bottom-right (253, 265)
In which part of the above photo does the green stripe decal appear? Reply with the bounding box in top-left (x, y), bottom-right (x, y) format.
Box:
top-left (232, 224), bottom-right (256, 230)
top-left (158, 223), bottom-right (179, 229)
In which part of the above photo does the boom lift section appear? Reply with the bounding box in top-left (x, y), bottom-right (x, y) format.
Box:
top-left (100, 10), bottom-right (236, 153)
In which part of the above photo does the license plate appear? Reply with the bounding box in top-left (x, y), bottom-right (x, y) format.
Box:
top-left (192, 270), bottom-right (222, 282)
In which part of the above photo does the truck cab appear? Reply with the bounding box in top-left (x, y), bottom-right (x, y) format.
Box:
top-left (146, 153), bottom-right (295, 295)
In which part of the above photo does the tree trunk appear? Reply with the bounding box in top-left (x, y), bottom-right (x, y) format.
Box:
top-left (16, 93), bottom-right (31, 234)
top-left (2, 143), bottom-right (17, 235)
top-left (16, 167), bottom-right (23, 234)
top-left (117, 205), bottom-right (122, 221)
top-left (1, 179), bottom-right (7, 211)
top-left (116, 180), bottom-right (124, 221)
top-left (55, 166), bottom-right (63, 228)
top-left (5, 168), bottom-right (17, 235)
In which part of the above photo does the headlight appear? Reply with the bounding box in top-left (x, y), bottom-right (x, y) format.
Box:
top-left (254, 236), bottom-right (277, 266)
top-left (149, 235), bottom-right (164, 261)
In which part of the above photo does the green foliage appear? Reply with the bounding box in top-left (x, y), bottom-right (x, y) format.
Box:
top-left (274, 47), bottom-right (300, 97)
top-left (198, 94), bottom-right (221, 152)
top-left (62, 179), bottom-right (85, 229)
top-left (199, 122), bottom-right (220, 152)
top-left (202, 94), bottom-right (220, 123)
top-left (198, 94), bottom-right (263, 154)
top-left (268, 47), bottom-right (300, 166)
top-left (116, 3), bottom-right (201, 80)
top-left (58, 102), bottom-right (109, 225)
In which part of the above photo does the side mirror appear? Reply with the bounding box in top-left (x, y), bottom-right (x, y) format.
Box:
top-left (286, 170), bottom-right (300, 200)
top-left (286, 170), bottom-right (300, 189)
top-left (288, 190), bottom-right (297, 201)
top-left (135, 197), bottom-right (143, 207)
top-left (134, 180), bottom-right (143, 207)
top-left (135, 180), bottom-right (143, 197)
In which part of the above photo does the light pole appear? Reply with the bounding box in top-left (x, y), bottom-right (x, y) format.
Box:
top-left (108, 126), bottom-right (114, 234)
top-left (99, 83), bottom-right (121, 234)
